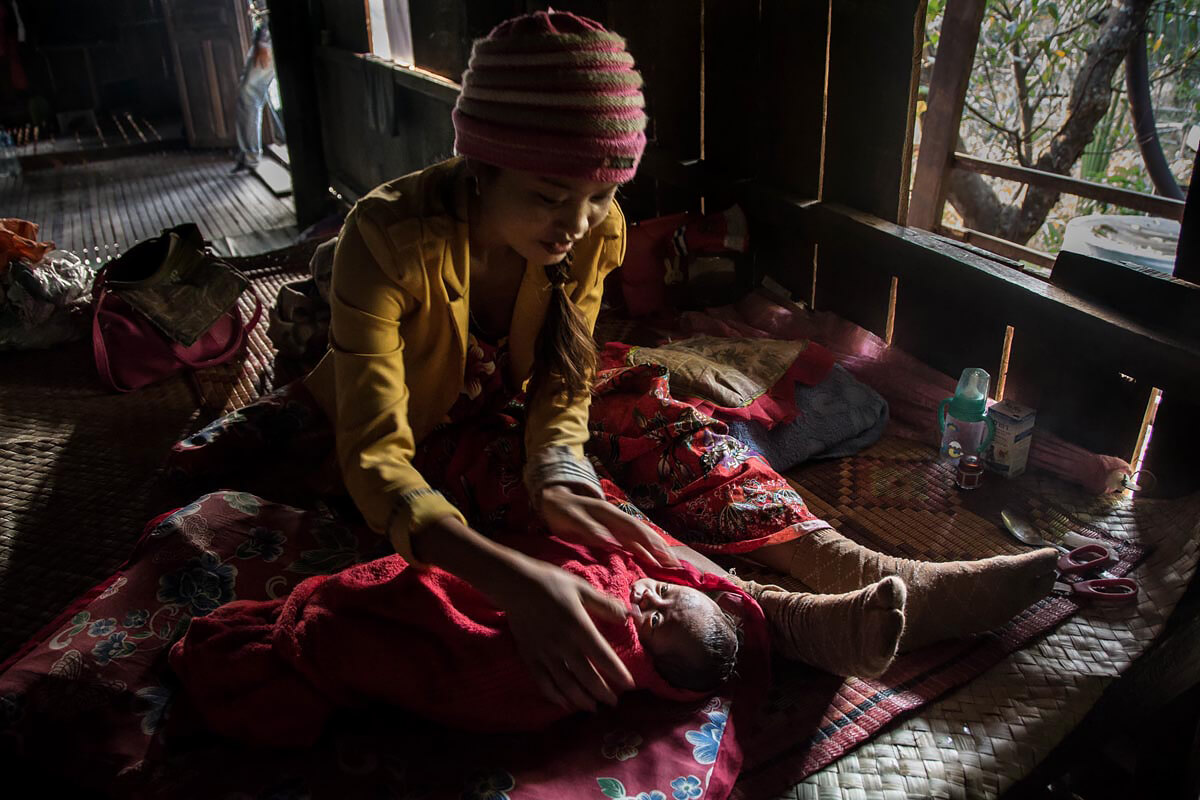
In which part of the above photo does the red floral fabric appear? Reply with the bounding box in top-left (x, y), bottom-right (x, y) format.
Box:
top-left (599, 339), bottom-right (836, 430)
top-left (0, 493), bottom-right (759, 798)
top-left (168, 346), bottom-right (830, 555)
top-left (588, 363), bottom-right (831, 553)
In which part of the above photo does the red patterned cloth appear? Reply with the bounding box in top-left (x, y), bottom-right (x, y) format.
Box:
top-left (588, 363), bottom-right (832, 553)
top-left (169, 339), bottom-right (832, 556)
top-left (0, 493), bottom-right (765, 799)
top-left (169, 532), bottom-right (766, 747)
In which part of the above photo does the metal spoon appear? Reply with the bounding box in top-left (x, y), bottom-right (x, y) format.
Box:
top-left (1000, 509), bottom-right (1056, 548)
top-left (1001, 509), bottom-right (1117, 575)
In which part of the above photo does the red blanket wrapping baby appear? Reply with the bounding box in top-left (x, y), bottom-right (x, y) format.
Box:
top-left (169, 534), bottom-right (766, 748)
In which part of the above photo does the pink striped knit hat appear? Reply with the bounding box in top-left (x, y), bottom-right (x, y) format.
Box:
top-left (452, 11), bottom-right (647, 183)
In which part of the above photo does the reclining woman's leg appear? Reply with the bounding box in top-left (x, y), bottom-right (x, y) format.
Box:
top-left (668, 543), bottom-right (907, 678)
top-left (588, 370), bottom-right (1056, 651)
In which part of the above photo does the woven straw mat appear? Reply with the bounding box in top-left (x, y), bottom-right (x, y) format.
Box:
top-left (737, 438), bottom-right (1199, 800)
top-left (0, 247), bottom-right (311, 661)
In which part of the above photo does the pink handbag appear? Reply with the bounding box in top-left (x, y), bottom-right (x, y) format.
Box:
top-left (91, 230), bottom-right (263, 393)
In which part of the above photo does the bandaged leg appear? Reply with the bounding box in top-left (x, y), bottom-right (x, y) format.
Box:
top-left (729, 575), bottom-right (906, 678)
top-left (762, 530), bottom-right (1058, 650)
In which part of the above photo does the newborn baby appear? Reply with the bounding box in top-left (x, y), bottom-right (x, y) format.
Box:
top-left (630, 577), bottom-right (741, 692)
top-left (170, 535), bottom-right (760, 748)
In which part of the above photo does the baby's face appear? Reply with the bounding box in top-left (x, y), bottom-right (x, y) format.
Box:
top-left (629, 577), bottom-right (723, 665)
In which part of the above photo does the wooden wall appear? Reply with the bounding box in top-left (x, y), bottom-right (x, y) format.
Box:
top-left (8, 0), bottom-right (180, 125)
top-left (300, 0), bottom-right (709, 218)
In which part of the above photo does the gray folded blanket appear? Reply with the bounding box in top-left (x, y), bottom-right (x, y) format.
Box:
top-left (727, 363), bottom-right (889, 472)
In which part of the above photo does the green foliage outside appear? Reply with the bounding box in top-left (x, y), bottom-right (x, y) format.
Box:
top-left (922, 0), bottom-right (1199, 253)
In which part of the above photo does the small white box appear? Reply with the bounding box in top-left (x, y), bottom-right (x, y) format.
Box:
top-left (985, 400), bottom-right (1036, 478)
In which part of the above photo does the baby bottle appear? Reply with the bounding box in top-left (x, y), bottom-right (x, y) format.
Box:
top-left (938, 368), bottom-right (996, 460)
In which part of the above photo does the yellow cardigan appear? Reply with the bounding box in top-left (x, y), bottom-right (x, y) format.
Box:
top-left (303, 158), bottom-right (626, 562)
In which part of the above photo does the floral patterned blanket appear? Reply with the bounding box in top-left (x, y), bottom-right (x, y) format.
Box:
top-left (0, 491), bottom-right (750, 799)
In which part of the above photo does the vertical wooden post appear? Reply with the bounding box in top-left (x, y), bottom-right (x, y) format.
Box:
top-left (821, 0), bottom-right (926, 224)
top-left (1174, 150), bottom-right (1199, 283)
top-left (751, 0), bottom-right (829, 301)
top-left (702, 0), bottom-right (759, 200)
top-left (907, 0), bottom-right (985, 231)
top-left (267, 0), bottom-right (331, 228)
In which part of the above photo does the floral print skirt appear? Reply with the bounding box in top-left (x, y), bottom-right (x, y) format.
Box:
top-left (169, 358), bottom-right (829, 555)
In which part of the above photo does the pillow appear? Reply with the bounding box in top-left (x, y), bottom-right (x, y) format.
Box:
top-left (604, 336), bottom-right (836, 429)
top-left (726, 363), bottom-right (890, 472)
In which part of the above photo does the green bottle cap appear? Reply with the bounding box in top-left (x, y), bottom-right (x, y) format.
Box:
top-left (947, 368), bottom-right (991, 422)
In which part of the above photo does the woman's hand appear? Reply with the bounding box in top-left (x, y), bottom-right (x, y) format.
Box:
top-left (540, 485), bottom-right (680, 569)
top-left (496, 555), bottom-right (637, 713)
top-left (411, 514), bottom-right (638, 714)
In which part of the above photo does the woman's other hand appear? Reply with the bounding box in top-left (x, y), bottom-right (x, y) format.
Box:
top-left (540, 485), bottom-right (680, 570)
top-left (411, 514), bottom-right (638, 714)
top-left (498, 556), bottom-right (637, 713)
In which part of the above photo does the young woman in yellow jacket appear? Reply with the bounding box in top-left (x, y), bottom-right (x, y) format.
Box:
top-left (297, 11), bottom-right (1057, 715)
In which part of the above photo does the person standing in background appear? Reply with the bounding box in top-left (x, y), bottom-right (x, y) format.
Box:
top-left (232, 0), bottom-right (284, 173)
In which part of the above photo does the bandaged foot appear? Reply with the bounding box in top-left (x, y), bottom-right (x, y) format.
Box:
top-left (787, 529), bottom-right (1059, 650)
top-left (731, 575), bottom-right (907, 678)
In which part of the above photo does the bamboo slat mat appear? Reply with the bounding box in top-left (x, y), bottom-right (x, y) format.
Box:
top-left (727, 439), bottom-right (1200, 799)
top-left (0, 246), bottom-right (311, 662)
top-left (2, 150), bottom-right (296, 262)
top-left (191, 242), bottom-right (322, 414)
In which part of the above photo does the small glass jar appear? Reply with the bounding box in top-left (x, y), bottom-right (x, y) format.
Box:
top-left (956, 455), bottom-right (984, 489)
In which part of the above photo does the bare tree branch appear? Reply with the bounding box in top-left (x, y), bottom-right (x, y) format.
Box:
top-left (980, 57), bottom-right (1022, 162)
top-left (1149, 46), bottom-right (1200, 81)
top-left (963, 99), bottom-right (1022, 138)
top-left (1047, 18), bottom-right (1096, 42)
top-left (1011, 39), bottom-right (1036, 165)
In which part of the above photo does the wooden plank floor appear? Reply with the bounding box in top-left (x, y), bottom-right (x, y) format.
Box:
top-left (0, 149), bottom-right (296, 264)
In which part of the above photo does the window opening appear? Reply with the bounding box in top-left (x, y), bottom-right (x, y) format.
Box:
top-left (367, 0), bottom-right (414, 66)
top-left (913, 0), bottom-right (1195, 276)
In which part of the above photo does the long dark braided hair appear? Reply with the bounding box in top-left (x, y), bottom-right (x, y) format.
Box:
top-left (527, 251), bottom-right (597, 404)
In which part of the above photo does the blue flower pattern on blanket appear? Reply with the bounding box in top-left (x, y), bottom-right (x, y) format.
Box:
top-left (461, 769), bottom-right (515, 800)
top-left (234, 527), bottom-right (286, 562)
top-left (597, 780), bottom-right (670, 800)
top-left (224, 492), bottom-right (262, 515)
top-left (284, 519), bottom-right (361, 577)
top-left (600, 730), bottom-right (643, 761)
top-left (150, 500), bottom-right (206, 540)
top-left (156, 551), bottom-right (237, 616)
top-left (685, 707), bottom-right (727, 765)
top-left (92, 631), bottom-right (136, 666)
top-left (670, 775), bottom-right (703, 800)
top-left (123, 609), bottom-right (149, 628)
top-left (87, 617), bottom-right (118, 637)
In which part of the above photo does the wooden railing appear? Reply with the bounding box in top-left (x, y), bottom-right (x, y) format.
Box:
top-left (951, 153), bottom-right (1187, 221)
top-left (928, 153), bottom-right (1188, 270)
top-left (908, 0), bottom-right (1188, 273)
